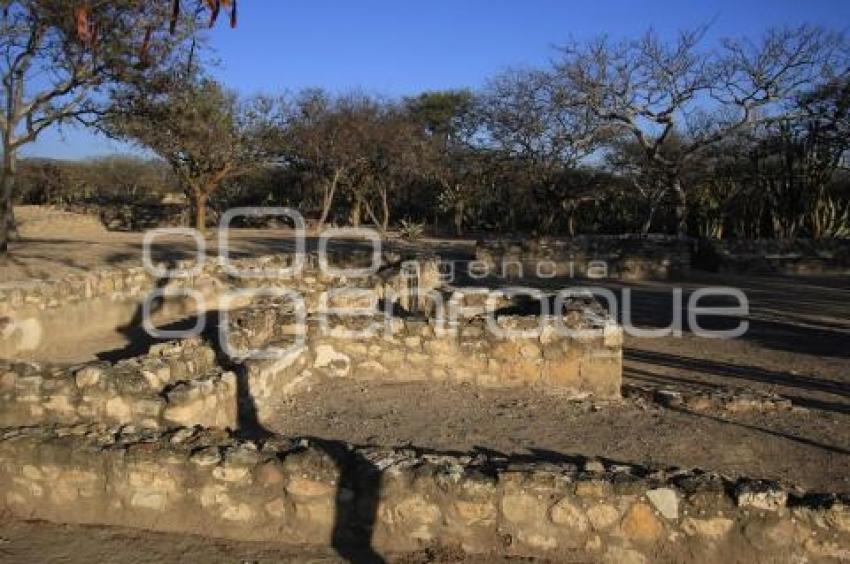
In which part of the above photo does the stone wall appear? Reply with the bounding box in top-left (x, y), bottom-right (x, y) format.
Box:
top-left (15, 205), bottom-right (106, 237)
top-left (0, 424), bottom-right (847, 562)
top-left (0, 252), bottom-right (421, 358)
top-left (0, 252), bottom-right (622, 434)
top-left (0, 338), bottom-right (237, 430)
top-left (693, 238), bottom-right (850, 275)
top-left (227, 293), bottom-right (622, 425)
top-left (61, 202), bottom-right (187, 231)
top-left (476, 235), bottom-right (692, 281)
top-left (0, 252), bottom-right (380, 317)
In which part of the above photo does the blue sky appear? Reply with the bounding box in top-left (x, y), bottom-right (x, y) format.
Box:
top-left (26, 0), bottom-right (850, 159)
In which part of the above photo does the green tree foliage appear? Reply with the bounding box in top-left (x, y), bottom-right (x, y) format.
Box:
top-left (107, 77), bottom-right (279, 230)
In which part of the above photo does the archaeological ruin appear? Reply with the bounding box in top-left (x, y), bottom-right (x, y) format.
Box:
top-left (0, 249), bottom-right (848, 562)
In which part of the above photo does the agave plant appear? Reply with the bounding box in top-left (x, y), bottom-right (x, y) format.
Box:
top-left (810, 195), bottom-right (850, 239)
top-left (398, 219), bottom-right (426, 240)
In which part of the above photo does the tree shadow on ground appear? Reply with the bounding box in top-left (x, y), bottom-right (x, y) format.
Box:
top-left (625, 349), bottom-right (850, 399)
top-left (665, 405), bottom-right (850, 457)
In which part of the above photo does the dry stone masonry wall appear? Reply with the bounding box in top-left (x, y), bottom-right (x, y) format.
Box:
top-left (0, 338), bottom-right (236, 430)
top-left (476, 235), bottom-right (692, 281)
top-left (226, 289), bottom-right (623, 428)
top-left (694, 238), bottom-right (850, 275)
top-left (0, 251), bottom-right (432, 358)
top-left (4, 247), bottom-right (845, 559)
top-left (0, 425), bottom-right (848, 562)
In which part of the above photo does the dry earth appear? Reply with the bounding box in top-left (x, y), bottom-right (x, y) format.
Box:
top-left (1, 206), bottom-right (848, 561)
top-left (0, 518), bottom-right (536, 563)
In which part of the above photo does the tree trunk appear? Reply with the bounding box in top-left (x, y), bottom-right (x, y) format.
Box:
top-left (454, 201), bottom-right (464, 236)
top-left (193, 190), bottom-right (208, 233)
top-left (317, 170), bottom-right (341, 230)
top-left (349, 197), bottom-right (362, 227)
top-left (642, 205), bottom-right (656, 235)
top-left (672, 177), bottom-right (688, 239)
top-left (380, 185), bottom-right (390, 232)
top-left (362, 198), bottom-right (386, 235)
top-left (0, 146), bottom-right (18, 258)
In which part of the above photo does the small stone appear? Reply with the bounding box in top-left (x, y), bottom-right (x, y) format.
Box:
top-left (646, 488), bottom-right (679, 520)
top-left (620, 503), bottom-right (664, 542)
top-left (502, 493), bottom-right (548, 524)
top-left (825, 504), bottom-right (850, 533)
top-left (519, 343), bottom-right (541, 358)
top-left (22, 465), bottom-right (43, 480)
top-left (735, 481), bottom-right (787, 511)
top-left (602, 546), bottom-right (647, 564)
top-left (74, 366), bottom-right (103, 388)
top-left (212, 465), bottom-right (251, 482)
top-left (584, 460), bottom-right (605, 473)
top-left (453, 500), bottom-right (497, 524)
top-left (395, 496), bottom-right (442, 525)
top-left (549, 497), bottom-right (589, 532)
top-left (313, 345), bottom-right (351, 377)
top-left (516, 532), bottom-right (557, 551)
top-left (587, 503), bottom-right (620, 530)
top-left (403, 336), bottom-right (421, 349)
top-left (169, 428), bottom-right (195, 444)
top-left (190, 447), bottom-right (221, 467)
top-left (130, 491), bottom-right (169, 511)
top-left (575, 480), bottom-right (611, 498)
top-left (285, 477), bottom-right (335, 498)
top-left (105, 397), bottom-right (132, 421)
top-left (222, 503), bottom-right (255, 521)
top-left (256, 462), bottom-right (284, 487)
top-left (265, 497), bottom-right (287, 518)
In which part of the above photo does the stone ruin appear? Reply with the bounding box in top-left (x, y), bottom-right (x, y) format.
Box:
top-left (0, 251), bottom-right (848, 561)
top-left (0, 251), bottom-right (623, 431)
top-left (476, 235), bottom-right (692, 281)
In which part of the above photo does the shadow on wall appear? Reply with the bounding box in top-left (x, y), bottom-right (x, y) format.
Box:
top-left (168, 305), bottom-right (386, 563)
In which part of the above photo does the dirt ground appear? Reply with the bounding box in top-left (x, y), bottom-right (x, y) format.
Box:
top-left (0, 518), bottom-right (535, 563)
top-left (1, 207), bottom-right (849, 560)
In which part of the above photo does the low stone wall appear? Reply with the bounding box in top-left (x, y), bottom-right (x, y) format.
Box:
top-left (15, 205), bottom-right (107, 237)
top-left (0, 252), bottom-right (428, 359)
top-left (0, 424), bottom-right (847, 562)
top-left (0, 252), bottom-right (623, 434)
top-left (694, 238), bottom-right (850, 275)
top-left (61, 202), bottom-right (187, 231)
top-left (623, 384), bottom-right (795, 414)
top-left (227, 293), bottom-right (622, 425)
top-left (0, 252), bottom-right (380, 317)
top-left (476, 235), bottom-right (691, 281)
top-left (0, 338), bottom-right (236, 430)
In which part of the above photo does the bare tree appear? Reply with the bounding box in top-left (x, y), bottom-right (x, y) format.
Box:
top-left (284, 90), bottom-right (381, 229)
top-left (480, 68), bottom-right (603, 233)
top-left (350, 103), bottom-right (428, 232)
top-left (553, 25), bottom-right (846, 237)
